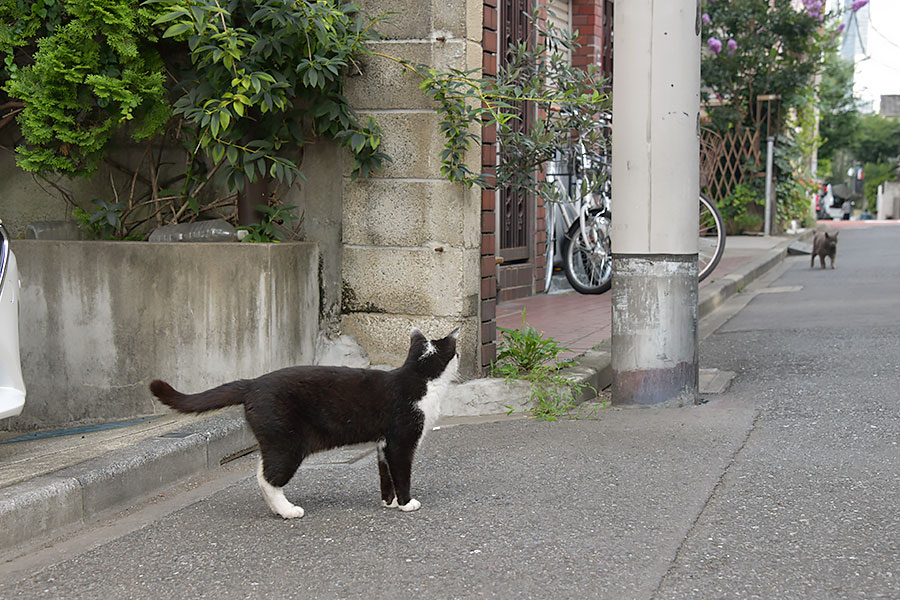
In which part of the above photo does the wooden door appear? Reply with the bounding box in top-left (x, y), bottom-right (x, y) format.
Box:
top-left (498, 0), bottom-right (533, 263)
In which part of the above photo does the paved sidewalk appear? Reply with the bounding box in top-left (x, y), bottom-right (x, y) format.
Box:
top-left (497, 234), bottom-right (795, 358)
top-left (0, 231), bottom-right (812, 555)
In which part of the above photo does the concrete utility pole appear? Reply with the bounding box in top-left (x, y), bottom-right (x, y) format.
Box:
top-left (764, 135), bottom-right (775, 236)
top-left (610, 0), bottom-right (701, 406)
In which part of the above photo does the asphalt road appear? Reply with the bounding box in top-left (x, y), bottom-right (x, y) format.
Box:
top-left (659, 223), bottom-right (900, 599)
top-left (1, 225), bottom-right (898, 599)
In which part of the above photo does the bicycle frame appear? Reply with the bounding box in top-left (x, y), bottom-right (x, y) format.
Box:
top-left (543, 142), bottom-right (609, 293)
top-left (544, 151), bottom-right (723, 293)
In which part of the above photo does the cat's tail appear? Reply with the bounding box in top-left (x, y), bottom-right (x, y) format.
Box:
top-left (149, 379), bottom-right (247, 413)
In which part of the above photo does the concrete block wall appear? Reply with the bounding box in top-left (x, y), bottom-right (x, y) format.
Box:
top-left (6, 241), bottom-right (319, 431)
top-left (284, 140), bottom-right (344, 331)
top-left (342, 0), bottom-right (484, 374)
top-left (876, 181), bottom-right (900, 220)
top-left (0, 154), bottom-right (125, 240)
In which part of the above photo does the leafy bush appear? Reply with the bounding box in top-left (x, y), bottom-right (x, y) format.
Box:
top-left (2, 0), bottom-right (170, 176)
top-left (700, 0), bottom-right (836, 131)
top-left (776, 175), bottom-right (814, 227)
top-left (72, 198), bottom-right (144, 240)
top-left (701, 0), bottom-right (841, 228)
top-left (0, 0), bottom-right (395, 238)
top-left (718, 182), bottom-right (763, 234)
top-left (155, 0), bottom-right (389, 191)
top-left (236, 203), bottom-right (301, 243)
top-left (771, 134), bottom-right (815, 227)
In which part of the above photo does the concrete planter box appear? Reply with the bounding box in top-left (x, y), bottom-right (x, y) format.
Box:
top-left (6, 241), bottom-right (319, 431)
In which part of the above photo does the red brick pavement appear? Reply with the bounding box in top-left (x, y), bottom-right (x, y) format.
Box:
top-left (496, 254), bottom-right (753, 359)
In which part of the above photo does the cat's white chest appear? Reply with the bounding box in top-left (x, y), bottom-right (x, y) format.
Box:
top-left (416, 356), bottom-right (458, 444)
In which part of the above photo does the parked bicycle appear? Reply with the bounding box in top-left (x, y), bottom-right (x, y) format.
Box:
top-left (544, 142), bottom-right (725, 294)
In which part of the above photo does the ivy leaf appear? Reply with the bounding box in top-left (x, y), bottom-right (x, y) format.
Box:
top-left (153, 9), bottom-right (190, 26)
top-left (225, 145), bottom-right (239, 164)
top-left (349, 132), bottom-right (365, 153)
top-left (162, 23), bottom-right (193, 39)
top-left (211, 143), bottom-right (225, 164)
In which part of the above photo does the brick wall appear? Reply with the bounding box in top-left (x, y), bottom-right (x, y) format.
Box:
top-left (481, 0), bottom-right (499, 371)
top-left (572, 0), bottom-right (613, 78)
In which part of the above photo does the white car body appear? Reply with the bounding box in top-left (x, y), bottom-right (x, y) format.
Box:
top-left (819, 184), bottom-right (845, 220)
top-left (0, 222), bottom-right (26, 420)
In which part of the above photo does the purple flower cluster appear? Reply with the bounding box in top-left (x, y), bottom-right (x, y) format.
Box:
top-left (707, 36), bottom-right (738, 56)
top-left (802, 0), bottom-right (824, 21)
top-left (851, 0), bottom-right (869, 12)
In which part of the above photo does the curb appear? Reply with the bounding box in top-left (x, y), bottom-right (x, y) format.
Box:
top-left (0, 410), bottom-right (256, 552)
top-left (697, 233), bottom-right (812, 319)
top-left (0, 233), bottom-right (808, 554)
top-left (562, 232), bottom-right (813, 398)
top-left (561, 343), bottom-right (613, 404)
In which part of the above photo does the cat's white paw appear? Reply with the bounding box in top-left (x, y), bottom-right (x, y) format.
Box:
top-left (382, 498), bottom-right (399, 509)
top-left (399, 498), bottom-right (421, 512)
top-left (278, 504), bottom-right (305, 519)
top-left (257, 460), bottom-right (304, 520)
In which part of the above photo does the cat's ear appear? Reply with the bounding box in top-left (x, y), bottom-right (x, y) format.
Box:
top-left (448, 327), bottom-right (460, 340)
top-left (410, 327), bottom-right (426, 342)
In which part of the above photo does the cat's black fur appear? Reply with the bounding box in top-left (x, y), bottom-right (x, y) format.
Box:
top-left (149, 328), bottom-right (459, 519)
top-left (811, 230), bottom-right (838, 269)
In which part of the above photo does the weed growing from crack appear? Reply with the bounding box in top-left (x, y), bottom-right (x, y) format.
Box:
top-left (492, 311), bottom-right (595, 421)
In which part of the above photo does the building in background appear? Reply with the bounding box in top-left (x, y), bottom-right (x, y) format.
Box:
top-left (880, 94), bottom-right (900, 117)
top-left (833, 0), bottom-right (900, 114)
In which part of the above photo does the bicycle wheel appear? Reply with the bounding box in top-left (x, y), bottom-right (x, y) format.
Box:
top-left (698, 193), bottom-right (725, 281)
top-left (562, 212), bottom-right (612, 294)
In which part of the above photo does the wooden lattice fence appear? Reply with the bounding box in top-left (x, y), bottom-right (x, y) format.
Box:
top-left (700, 126), bottom-right (762, 204)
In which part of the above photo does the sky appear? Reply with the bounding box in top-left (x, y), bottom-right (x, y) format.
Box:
top-left (846, 0), bottom-right (900, 113)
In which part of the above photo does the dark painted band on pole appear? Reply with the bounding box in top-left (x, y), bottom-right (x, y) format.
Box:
top-left (612, 362), bottom-right (699, 407)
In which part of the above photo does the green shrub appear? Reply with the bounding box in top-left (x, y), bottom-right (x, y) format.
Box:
top-left (236, 204), bottom-right (301, 243)
top-left (3, 0), bottom-right (169, 176)
top-left (733, 211), bottom-right (763, 233)
top-left (776, 174), bottom-right (815, 227)
top-left (155, 0), bottom-right (389, 191)
top-left (718, 182), bottom-right (763, 234)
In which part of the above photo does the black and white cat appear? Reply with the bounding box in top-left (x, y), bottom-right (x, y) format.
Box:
top-left (149, 328), bottom-right (459, 519)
